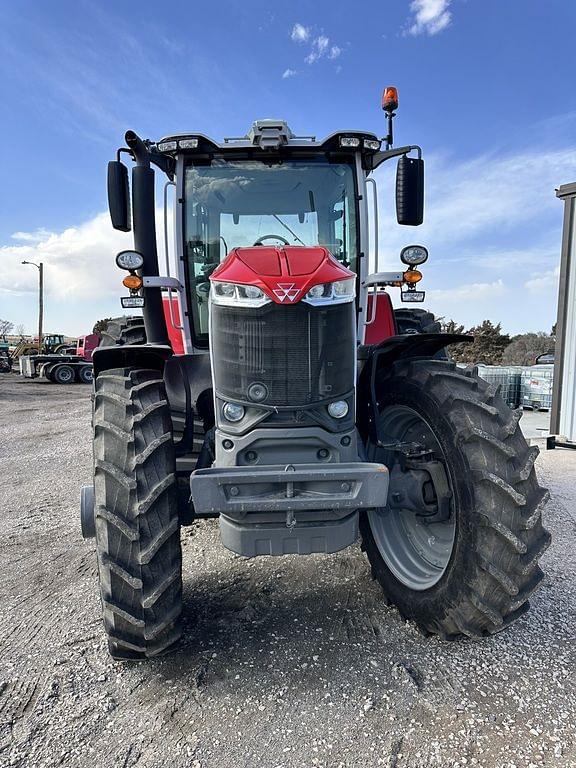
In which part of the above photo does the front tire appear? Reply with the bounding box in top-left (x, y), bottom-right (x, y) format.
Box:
top-left (360, 359), bottom-right (551, 638)
top-left (93, 367), bottom-right (182, 659)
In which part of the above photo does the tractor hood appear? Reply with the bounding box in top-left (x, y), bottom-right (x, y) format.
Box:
top-left (210, 246), bottom-right (355, 305)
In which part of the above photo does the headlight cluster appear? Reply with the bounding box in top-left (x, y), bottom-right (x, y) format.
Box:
top-left (304, 278), bottom-right (355, 305)
top-left (211, 282), bottom-right (271, 308)
top-left (339, 137), bottom-right (381, 151)
top-left (157, 137), bottom-right (199, 152)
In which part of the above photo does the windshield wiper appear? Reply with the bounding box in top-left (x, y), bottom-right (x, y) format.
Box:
top-left (272, 214), bottom-right (306, 246)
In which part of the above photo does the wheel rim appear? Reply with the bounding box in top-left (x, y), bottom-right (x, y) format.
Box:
top-left (58, 367), bottom-right (73, 383)
top-left (367, 405), bottom-right (456, 591)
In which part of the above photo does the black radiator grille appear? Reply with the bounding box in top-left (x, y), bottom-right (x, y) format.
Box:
top-left (211, 301), bottom-right (355, 407)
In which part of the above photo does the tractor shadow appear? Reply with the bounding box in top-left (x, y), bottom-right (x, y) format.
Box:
top-left (153, 550), bottom-right (433, 693)
top-left (147, 541), bottom-right (565, 702)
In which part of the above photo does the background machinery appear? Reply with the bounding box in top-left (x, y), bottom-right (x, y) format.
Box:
top-left (20, 334), bottom-right (99, 384)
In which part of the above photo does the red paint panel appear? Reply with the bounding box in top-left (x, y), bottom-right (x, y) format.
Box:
top-left (286, 247), bottom-right (325, 275)
top-left (162, 296), bottom-right (185, 354)
top-left (237, 247), bottom-right (282, 276)
top-left (364, 292), bottom-right (397, 345)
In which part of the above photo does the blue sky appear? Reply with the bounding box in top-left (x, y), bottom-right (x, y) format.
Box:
top-left (1, 0), bottom-right (575, 336)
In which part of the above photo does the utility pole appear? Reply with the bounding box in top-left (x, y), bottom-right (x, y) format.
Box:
top-left (22, 261), bottom-right (44, 353)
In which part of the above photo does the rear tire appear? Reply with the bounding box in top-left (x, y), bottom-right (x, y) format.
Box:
top-left (77, 364), bottom-right (93, 384)
top-left (360, 359), bottom-right (551, 638)
top-left (93, 367), bottom-right (182, 659)
top-left (99, 317), bottom-right (146, 347)
top-left (394, 308), bottom-right (441, 335)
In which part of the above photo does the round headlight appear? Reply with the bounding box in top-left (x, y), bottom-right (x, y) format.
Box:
top-left (116, 250), bottom-right (144, 271)
top-left (307, 284), bottom-right (326, 299)
top-left (240, 285), bottom-right (264, 300)
top-left (333, 278), bottom-right (355, 297)
top-left (400, 245), bottom-right (428, 266)
top-left (327, 400), bottom-right (349, 419)
top-left (248, 382), bottom-right (268, 402)
top-left (214, 282), bottom-right (235, 297)
top-left (222, 402), bottom-right (245, 422)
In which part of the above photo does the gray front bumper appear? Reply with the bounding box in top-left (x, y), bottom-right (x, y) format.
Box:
top-left (190, 461), bottom-right (389, 557)
top-left (190, 462), bottom-right (389, 516)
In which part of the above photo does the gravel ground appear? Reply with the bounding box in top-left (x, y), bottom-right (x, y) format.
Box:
top-left (0, 373), bottom-right (574, 768)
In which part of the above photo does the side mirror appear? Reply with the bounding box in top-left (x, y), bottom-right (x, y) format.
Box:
top-left (107, 160), bottom-right (131, 232)
top-left (396, 154), bottom-right (424, 226)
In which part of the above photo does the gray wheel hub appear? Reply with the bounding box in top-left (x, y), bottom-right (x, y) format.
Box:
top-left (367, 405), bottom-right (456, 590)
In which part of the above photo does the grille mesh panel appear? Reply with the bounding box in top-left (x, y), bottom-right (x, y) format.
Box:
top-left (211, 301), bottom-right (355, 406)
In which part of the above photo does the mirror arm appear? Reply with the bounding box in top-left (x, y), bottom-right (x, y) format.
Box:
top-left (367, 144), bottom-right (422, 171)
top-left (149, 149), bottom-right (176, 180)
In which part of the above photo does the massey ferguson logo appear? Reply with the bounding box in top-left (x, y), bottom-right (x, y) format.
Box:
top-left (273, 283), bottom-right (300, 302)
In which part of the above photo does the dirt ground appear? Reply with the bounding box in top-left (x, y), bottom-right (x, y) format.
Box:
top-left (0, 373), bottom-right (574, 768)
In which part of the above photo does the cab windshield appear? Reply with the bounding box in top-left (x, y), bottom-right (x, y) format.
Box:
top-left (183, 157), bottom-right (358, 345)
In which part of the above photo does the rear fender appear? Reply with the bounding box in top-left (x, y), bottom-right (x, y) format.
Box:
top-left (92, 344), bottom-right (172, 377)
top-left (356, 333), bottom-right (473, 444)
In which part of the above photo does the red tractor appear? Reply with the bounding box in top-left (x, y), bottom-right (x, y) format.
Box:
top-left (82, 90), bottom-right (550, 659)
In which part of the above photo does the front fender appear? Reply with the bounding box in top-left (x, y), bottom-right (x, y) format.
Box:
top-left (356, 333), bottom-right (473, 444)
top-left (92, 343), bottom-right (173, 377)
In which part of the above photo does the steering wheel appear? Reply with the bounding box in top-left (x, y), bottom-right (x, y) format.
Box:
top-left (253, 234), bottom-right (290, 246)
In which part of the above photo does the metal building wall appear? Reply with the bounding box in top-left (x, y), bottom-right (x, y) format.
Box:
top-left (550, 183), bottom-right (576, 442)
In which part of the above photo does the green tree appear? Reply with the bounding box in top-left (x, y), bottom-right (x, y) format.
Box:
top-left (445, 320), bottom-right (510, 365)
top-left (502, 332), bottom-right (555, 365)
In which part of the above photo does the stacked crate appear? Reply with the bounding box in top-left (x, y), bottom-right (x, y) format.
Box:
top-left (520, 365), bottom-right (554, 411)
top-left (475, 365), bottom-right (523, 408)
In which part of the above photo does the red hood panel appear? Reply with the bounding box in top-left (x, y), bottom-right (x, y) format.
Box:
top-left (211, 246), bottom-right (355, 304)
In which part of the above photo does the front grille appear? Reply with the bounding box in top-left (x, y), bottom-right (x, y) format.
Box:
top-left (211, 301), bottom-right (355, 407)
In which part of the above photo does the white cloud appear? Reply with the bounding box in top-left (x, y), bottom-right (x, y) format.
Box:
top-left (282, 68), bottom-right (297, 79)
top-left (524, 266), bottom-right (560, 294)
top-left (428, 280), bottom-right (507, 303)
top-left (11, 229), bottom-right (54, 243)
top-left (305, 35), bottom-right (332, 64)
top-left (290, 25), bottom-right (343, 66)
top-left (315, 35), bottom-right (329, 54)
top-left (291, 23), bottom-right (310, 43)
top-left (407, 0), bottom-right (452, 36)
top-left (1, 214), bottom-right (132, 299)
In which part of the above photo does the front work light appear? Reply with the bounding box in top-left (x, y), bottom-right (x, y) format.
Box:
top-left (400, 245), bottom-right (429, 266)
top-left (339, 137), bottom-right (361, 148)
top-left (157, 140), bottom-right (177, 152)
top-left (116, 250), bottom-right (144, 271)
